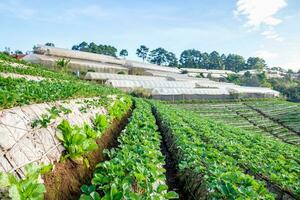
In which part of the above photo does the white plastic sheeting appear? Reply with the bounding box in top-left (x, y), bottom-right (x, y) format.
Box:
top-left (0, 97), bottom-right (108, 177)
top-left (23, 54), bottom-right (129, 74)
top-left (85, 72), bottom-right (167, 81)
top-left (183, 68), bottom-right (236, 74)
top-left (0, 60), bottom-right (29, 68)
top-left (105, 79), bottom-right (196, 90)
top-left (195, 81), bottom-right (236, 88)
top-left (34, 45), bottom-right (125, 65)
top-left (143, 70), bottom-right (198, 81)
top-left (228, 86), bottom-right (280, 96)
top-left (151, 88), bottom-right (231, 100)
top-left (151, 88), bottom-right (230, 95)
top-left (126, 60), bottom-right (180, 73)
top-left (32, 45), bottom-right (180, 73)
top-left (0, 72), bottom-right (45, 81)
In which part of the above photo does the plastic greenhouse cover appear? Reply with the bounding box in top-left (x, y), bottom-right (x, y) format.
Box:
top-left (23, 54), bottom-right (128, 71)
top-left (34, 45), bottom-right (125, 65)
top-left (127, 60), bottom-right (180, 73)
top-left (106, 79), bottom-right (196, 88)
top-left (84, 72), bottom-right (167, 81)
top-left (35, 45), bottom-right (180, 73)
top-left (183, 68), bottom-right (236, 74)
top-left (151, 88), bottom-right (230, 95)
top-left (228, 86), bottom-right (280, 95)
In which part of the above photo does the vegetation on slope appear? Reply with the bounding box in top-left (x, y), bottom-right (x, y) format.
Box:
top-left (153, 102), bottom-right (276, 199)
top-left (80, 99), bottom-right (178, 199)
top-left (0, 76), bottom-right (121, 109)
top-left (154, 102), bottom-right (300, 199)
top-left (176, 101), bottom-right (300, 145)
top-left (0, 164), bottom-right (52, 200)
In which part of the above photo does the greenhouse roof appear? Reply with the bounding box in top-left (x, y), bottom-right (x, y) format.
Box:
top-left (23, 54), bottom-right (128, 71)
top-left (85, 72), bottom-right (167, 81)
top-left (151, 88), bottom-right (230, 95)
top-left (105, 79), bottom-right (196, 89)
top-left (228, 86), bottom-right (280, 95)
top-left (183, 68), bottom-right (236, 74)
top-left (126, 60), bottom-right (180, 73)
top-left (34, 45), bottom-right (180, 73)
top-left (34, 45), bottom-right (125, 65)
top-left (144, 70), bottom-right (200, 81)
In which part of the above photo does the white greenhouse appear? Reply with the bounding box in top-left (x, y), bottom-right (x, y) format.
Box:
top-left (228, 86), bottom-right (280, 98)
top-left (84, 72), bottom-right (168, 82)
top-left (34, 45), bottom-right (125, 65)
top-left (105, 80), bottom-right (197, 91)
top-left (29, 45), bottom-right (181, 73)
top-left (23, 54), bottom-right (129, 74)
top-left (151, 88), bottom-right (231, 100)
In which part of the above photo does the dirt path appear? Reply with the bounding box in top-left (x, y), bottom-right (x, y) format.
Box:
top-left (153, 107), bottom-right (189, 200)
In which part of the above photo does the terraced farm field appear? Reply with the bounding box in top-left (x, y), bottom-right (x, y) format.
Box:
top-left (174, 100), bottom-right (300, 146)
top-left (0, 53), bottom-right (299, 200)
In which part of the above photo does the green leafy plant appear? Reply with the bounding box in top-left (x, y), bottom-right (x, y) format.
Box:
top-left (80, 185), bottom-right (100, 200)
top-left (93, 114), bottom-right (108, 133)
top-left (56, 96), bottom-right (132, 161)
top-left (56, 120), bottom-right (98, 160)
top-left (56, 58), bottom-right (70, 72)
top-left (31, 105), bottom-right (72, 128)
top-left (80, 99), bottom-right (178, 199)
top-left (0, 76), bottom-right (122, 110)
top-left (108, 96), bottom-right (132, 120)
top-left (0, 164), bottom-right (52, 200)
top-left (154, 103), bottom-right (274, 199)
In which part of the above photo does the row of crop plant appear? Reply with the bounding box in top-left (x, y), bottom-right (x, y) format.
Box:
top-left (245, 100), bottom-right (300, 133)
top-left (0, 95), bottom-right (132, 199)
top-left (153, 102), bottom-right (300, 199)
top-left (0, 53), bottom-right (77, 80)
top-left (0, 76), bottom-right (121, 109)
top-left (0, 53), bottom-right (123, 109)
top-left (80, 99), bottom-right (178, 199)
top-left (176, 102), bottom-right (300, 145)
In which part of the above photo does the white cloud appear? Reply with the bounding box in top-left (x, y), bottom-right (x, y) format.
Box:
top-left (0, 0), bottom-right (36, 20)
top-left (235, 0), bottom-right (287, 28)
top-left (255, 49), bottom-right (278, 59)
top-left (261, 29), bottom-right (284, 42)
top-left (235, 0), bottom-right (287, 41)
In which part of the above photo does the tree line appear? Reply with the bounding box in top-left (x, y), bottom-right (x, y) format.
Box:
top-left (70, 42), bottom-right (268, 72)
top-left (135, 46), bottom-right (267, 72)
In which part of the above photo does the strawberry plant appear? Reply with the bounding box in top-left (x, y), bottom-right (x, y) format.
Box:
top-left (173, 106), bottom-right (300, 198)
top-left (56, 96), bottom-right (132, 161)
top-left (152, 102), bottom-right (276, 199)
top-left (108, 96), bottom-right (132, 120)
top-left (0, 163), bottom-right (52, 200)
top-left (93, 114), bottom-right (108, 133)
top-left (56, 120), bottom-right (98, 160)
top-left (32, 105), bottom-right (72, 128)
top-left (0, 76), bottom-right (122, 109)
top-left (80, 99), bottom-right (178, 199)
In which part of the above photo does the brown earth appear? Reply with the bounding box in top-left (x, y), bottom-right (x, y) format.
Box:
top-left (43, 109), bottom-right (132, 200)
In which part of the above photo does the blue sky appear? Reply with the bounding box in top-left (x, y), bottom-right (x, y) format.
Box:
top-left (0, 0), bottom-right (299, 71)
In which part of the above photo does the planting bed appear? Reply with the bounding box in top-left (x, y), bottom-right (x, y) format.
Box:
top-left (80, 99), bottom-right (178, 199)
top-left (1, 55), bottom-right (299, 200)
top-left (176, 101), bottom-right (300, 145)
top-left (153, 102), bottom-right (300, 199)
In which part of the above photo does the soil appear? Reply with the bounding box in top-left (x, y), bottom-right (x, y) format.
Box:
top-left (153, 107), bottom-right (189, 200)
top-left (43, 109), bottom-right (132, 200)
